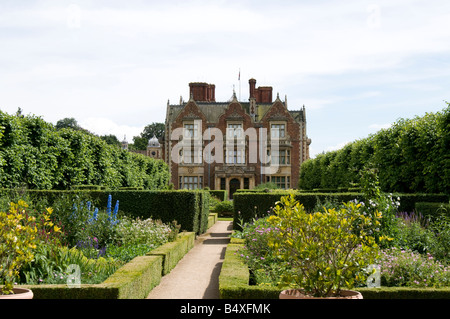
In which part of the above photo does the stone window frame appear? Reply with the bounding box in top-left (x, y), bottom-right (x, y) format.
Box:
top-left (270, 121), bottom-right (287, 139)
top-left (180, 120), bottom-right (203, 165)
top-left (266, 175), bottom-right (291, 189)
top-left (179, 175), bottom-right (203, 190)
top-left (225, 120), bottom-right (245, 165)
top-left (266, 148), bottom-right (291, 166)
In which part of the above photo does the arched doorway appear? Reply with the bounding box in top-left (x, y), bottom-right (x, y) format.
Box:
top-left (229, 178), bottom-right (240, 199)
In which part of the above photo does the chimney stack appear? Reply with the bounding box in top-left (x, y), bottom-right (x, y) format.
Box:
top-left (248, 78), bottom-right (273, 103)
top-left (189, 82), bottom-right (216, 102)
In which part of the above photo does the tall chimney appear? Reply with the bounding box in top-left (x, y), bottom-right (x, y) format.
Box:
top-left (189, 82), bottom-right (216, 102)
top-left (249, 78), bottom-right (256, 99)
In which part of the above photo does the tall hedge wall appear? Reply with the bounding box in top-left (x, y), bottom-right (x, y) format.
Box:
top-left (299, 103), bottom-right (450, 194)
top-left (233, 191), bottom-right (449, 230)
top-left (0, 111), bottom-right (169, 190)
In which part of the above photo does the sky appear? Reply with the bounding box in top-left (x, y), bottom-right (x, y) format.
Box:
top-left (1, 0), bottom-right (449, 158)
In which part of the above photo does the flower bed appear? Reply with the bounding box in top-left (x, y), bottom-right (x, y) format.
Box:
top-left (18, 231), bottom-right (195, 299)
top-left (1, 192), bottom-right (194, 298)
top-left (224, 171), bottom-right (450, 298)
top-left (219, 240), bottom-right (450, 299)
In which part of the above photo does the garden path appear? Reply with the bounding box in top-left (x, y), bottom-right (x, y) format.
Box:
top-left (146, 220), bottom-right (233, 299)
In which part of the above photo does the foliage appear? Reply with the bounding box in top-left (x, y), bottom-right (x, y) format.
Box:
top-left (100, 134), bottom-right (122, 147)
top-left (55, 117), bottom-right (84, 131)
top-left (299, 103), bottom-right (450, 194)
top-left (0, 110), bottom-right (170, 190)
top-left (265, 193), bottom-right (382, 297)
top-left (359, 168), bottom-right (398, 247)
top-left (253, 182), bottom-right (279, 190)
top-left (211, 200), bottom-right (233, 214)
top-left (8, 193), bottom-right (180, 286)
top-left (378, 247), bottom-right (450, 288)
top-left (0, 201), bottom-right (38, 294)
top-left (232, 216), bottom-right (290, 287)
top-left (428, 213), bottom-right (450, 262)
top-left (132, 122), bottom-right (165, 150)
top-left (114, 216), bottom-right (171, 247)
top-left (394, 211), bottom-right (450, 263)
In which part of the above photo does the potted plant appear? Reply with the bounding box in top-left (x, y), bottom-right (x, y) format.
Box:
top-left (0, 200), bottom-right (37, 299)
top-left (267, 193), bottom-right (384, 299)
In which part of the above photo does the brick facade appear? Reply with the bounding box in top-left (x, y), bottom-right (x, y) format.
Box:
top-left (160, 79), bottom-right (311, 198)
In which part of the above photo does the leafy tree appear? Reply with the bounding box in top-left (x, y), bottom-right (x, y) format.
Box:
top-left (132, 122), bottom-right (165, 150)
top-left (100, 134), bottom-right (121, 147)
top-left (55, 117), bottom-right (82, 130)
top-left (0, 111), bottom-right (170, 190)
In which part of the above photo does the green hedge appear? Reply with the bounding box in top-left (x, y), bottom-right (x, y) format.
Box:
top-left (147, 232), bottom-right (196, 275)
top-left (233, 191), bottom-right (449, 229)
top-left (100, 255), bottom-right (163, 299)
top-left (0, 111), bottom-right (170, 190)
top-left (17, 232), bottom-right (195, 299)
top-left (2, 189), bottom-right (211, 234)
top-left (219, 242), bottom-right (450, 299)
top-left (299, 103), bottom-right (450, 194)
top-left (415, 202), bottom-right (450, 219)
top-left (208, 213), bottom-right (218, 229)
top-left (208, 190), bottom-right (227, 201)
top-left (233, 191), bottom-right (363, 229)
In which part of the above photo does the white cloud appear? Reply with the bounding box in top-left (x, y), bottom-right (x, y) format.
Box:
top-left (1, 0), bottom-right (449, 156)
top-left (80, 117), bottom-right (144, 141)
top-left (326, 141), bottom-right (352, 153)
top-left (369, 123), bottom-right (392, 131)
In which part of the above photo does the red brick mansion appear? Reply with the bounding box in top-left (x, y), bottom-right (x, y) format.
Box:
top-left (148, 79), bottom-right (311, 198)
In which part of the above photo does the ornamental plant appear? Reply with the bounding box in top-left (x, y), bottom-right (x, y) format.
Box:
top-left (0, 200), bottom-right (38, 295)
top-left (267, 193), bottom-right (383, 297)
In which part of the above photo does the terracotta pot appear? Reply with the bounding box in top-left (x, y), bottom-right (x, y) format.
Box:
top-left (279, 289), bottom-right (363, 299)
top-left (0, 288), bottom-right (34, 299)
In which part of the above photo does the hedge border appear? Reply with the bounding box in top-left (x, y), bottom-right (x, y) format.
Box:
top-left (233, 191), bottom-right (449, 230)
top-left (219, 241), bottom-right (450, 299)
top-left (1, 188), bottom-right (211, 234)
top-left (16, 232), bottom-right (196, 299)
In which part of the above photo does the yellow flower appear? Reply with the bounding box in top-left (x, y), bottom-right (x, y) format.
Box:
top-left (53, 225), bottom-right (61, 233)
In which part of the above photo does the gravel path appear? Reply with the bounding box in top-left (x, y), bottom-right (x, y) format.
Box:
top-left (146, 220), bottom-right (233, 299)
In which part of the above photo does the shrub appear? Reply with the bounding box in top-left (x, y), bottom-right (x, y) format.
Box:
top-left (265, 193), bottom-right (382, 297)
top-left (378, 247), bottom-right (450, 288)
top-left (232, 216), bottom-right (290, 287)
top-left (428, 213), bottom-right (450, 262)
top-left (211, 200), bottom-right (233, 214)
top-left (208, 190), bottom-right (227, 201)
top-left (7, 189), bottom-right (211, 234)
top-left (415, 202), bottom-right (450, 219)
top-left (0, 201), bottom-right (38, 294)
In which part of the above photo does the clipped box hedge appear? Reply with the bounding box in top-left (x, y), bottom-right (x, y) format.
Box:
top-left (1, 188), bottom-right (211, 234)
top-left (219, 241), bottom-right (450, 299)
top-left (209, 190), bottom-right (227, 201)
top-left (233, 191), bottom-right (449, 230)
top-left (147, 232), bottom-right (195, 275)
top-left (415, 202), bottom-right (450, 219)
top-left (17, 232), bottom-right (195, 299)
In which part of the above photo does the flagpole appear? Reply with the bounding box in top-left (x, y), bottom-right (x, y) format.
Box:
top-left (238, 68), bottom-right (241, 101)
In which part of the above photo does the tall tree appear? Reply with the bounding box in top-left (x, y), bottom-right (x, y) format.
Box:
top-left (55, 117), bottom-right (82, 130)
top-left (133, 122), bottom-right (165, 150)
